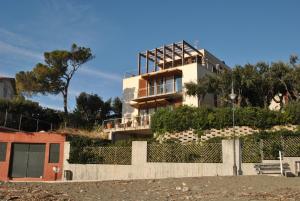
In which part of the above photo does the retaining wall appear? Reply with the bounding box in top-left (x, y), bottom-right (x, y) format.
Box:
top-left (63, 140), bottom-right (261, 181)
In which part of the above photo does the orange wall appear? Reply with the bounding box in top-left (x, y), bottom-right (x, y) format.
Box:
top-left (0, 132), bottom-right (65, 181)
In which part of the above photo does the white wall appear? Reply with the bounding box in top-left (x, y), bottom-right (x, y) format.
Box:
top-left (0, 79), bottom-right (15, 100)
top-left (122, 75), bottom-right (141, 118)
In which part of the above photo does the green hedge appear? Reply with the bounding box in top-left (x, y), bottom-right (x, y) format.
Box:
top-left (151, 105), bottom-right (299, 134)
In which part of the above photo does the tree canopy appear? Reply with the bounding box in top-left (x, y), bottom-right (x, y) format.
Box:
top-left (16, 44), bottom-right (94, 115)
top-left (185, 56), bottom-right (300, 109)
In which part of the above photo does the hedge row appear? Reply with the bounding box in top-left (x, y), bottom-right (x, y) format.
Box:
top-left (150, 103), bottom-right (300, 134)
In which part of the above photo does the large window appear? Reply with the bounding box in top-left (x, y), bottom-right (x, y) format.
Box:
top-left (148, 80), bottom-right (155, 96)
top-left (147, 75), bottom-right (182, 96)
top-left (0, 142), bottom-right (7, 161)
top-left (156, 78), bottom-right (164, 94)
top-left (165, 76), bottom-right (174, 93)
top-left (175, 75), bottom-right (182, 92)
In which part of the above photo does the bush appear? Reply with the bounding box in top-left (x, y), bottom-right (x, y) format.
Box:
top-left (151, 105), bottom-right (295, 134)
top-left (284, 101), bottom-right (300, 124)
top-left (67, 135), bottom-right (110, 163)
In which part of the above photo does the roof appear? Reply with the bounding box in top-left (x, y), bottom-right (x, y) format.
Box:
top-left (138, 40), bottom-right (204, 75)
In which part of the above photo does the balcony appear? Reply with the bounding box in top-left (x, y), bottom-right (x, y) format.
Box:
top-left (103, 115), bottom-right (151, 132)
top-left (130, 80), bottom-right (183, 109)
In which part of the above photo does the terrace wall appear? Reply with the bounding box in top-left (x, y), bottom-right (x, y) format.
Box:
top-left (63, 140), bottom-right (260, 181)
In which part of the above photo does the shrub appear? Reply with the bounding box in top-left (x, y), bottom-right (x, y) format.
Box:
top-left (151, 105), bottom-right (297, 134)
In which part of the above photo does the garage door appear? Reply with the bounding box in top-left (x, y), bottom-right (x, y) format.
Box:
top-left (9, 143), bottom-right (45, 178)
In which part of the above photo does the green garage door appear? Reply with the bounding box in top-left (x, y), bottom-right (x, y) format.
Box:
top-left (9, 143), bottom-right (45, 178)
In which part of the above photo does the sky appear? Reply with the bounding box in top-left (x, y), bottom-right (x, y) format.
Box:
top-left (0, 0), bottom-right (299, 111)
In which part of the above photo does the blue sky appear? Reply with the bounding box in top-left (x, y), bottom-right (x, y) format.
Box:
top-left (0, 0), bottom-right (299, 111)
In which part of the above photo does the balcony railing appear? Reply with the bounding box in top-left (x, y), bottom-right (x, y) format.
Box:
top-left (138, 83), bottom-right (182, 98)
top-left (103, 115), bottom-right (151, 131)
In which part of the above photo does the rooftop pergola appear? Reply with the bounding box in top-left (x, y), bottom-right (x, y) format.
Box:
top-left (138, 40), bottom-right (204, 75)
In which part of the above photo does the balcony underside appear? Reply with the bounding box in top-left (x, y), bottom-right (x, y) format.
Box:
top-left (141, 68), bottom-right (182, 80)
top-left (130, 92), bottom-right (183, 109)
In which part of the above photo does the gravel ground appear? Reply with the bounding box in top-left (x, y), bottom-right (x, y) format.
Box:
top-left (1, 176), bottom-right (300, 201)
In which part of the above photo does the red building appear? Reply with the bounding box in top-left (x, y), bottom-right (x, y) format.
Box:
top-left (0, 130), bottom-right (66, 181)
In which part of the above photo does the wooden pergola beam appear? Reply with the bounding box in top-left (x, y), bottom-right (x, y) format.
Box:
top-left (146, 50), bottom-right (149, 73)
top-left (182, 40), bottom-right (201, 55)
top-left (165, 45), bottom-right (181, 58)
top-left (138, 53), bottom-right (141, 75)
top-left (156, 48), bottom-right (172, 59)
top-left (181, 41), bottom-right (185, 66)
top-left (138, 40), bottom-right (203, 74)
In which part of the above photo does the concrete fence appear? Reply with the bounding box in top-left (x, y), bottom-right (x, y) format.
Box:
top-left (63, 139), bottom-right (300, 181)
top-left (64, 140), bottom-right (246, 181)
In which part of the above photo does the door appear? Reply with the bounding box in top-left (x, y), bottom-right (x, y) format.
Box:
top-left (9, 143), bottom-right (45, 178)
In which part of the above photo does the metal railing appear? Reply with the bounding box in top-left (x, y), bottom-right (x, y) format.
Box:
top-left (103, 115), bottom-right (151, 130)
top-left (138, 83), bottom-right (182, 98)
top-left (0, 110), bottom-right (54, 132)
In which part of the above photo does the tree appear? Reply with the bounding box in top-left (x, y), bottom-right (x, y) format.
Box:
top-left (112, 97), bottom-right (122, 118)
top-left (75, 92), bottom-right (104, 123)
top-left (16, 44), bottom-right (94, 115)
top-left (184, 59), bottom-right (299, 109)
top-left (185, 77), bottom-right (209, 106)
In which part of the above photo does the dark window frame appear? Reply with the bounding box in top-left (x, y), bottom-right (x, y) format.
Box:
top-left (0, 142), bottom-right (7, 162)
top-left (49, 143), bottom-right (60, 163)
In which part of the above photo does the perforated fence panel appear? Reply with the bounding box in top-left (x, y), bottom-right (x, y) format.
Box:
top-left (242, 136), bottom-right (300, 163)
top-left (147, 143), bottom-right (222, 163)
top-left (241, 140), bottom-right (261, 163)
top-left (283, 136), bottom-right (300, 157)
top-left (70, 146), bottom-right (132, 165)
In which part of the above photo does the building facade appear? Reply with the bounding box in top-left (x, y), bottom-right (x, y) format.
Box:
top-left (0, 130), bottom-right (66, 181)
top-left (0, 77), bottom-right (16, 100)
top-left (104, 40), bottom-right (230, 140)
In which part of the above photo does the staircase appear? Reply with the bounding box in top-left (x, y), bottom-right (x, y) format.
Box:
top-left (254, 163), bottom-right (290, 176)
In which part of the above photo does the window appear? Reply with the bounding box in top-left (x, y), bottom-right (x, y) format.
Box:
top-left (49, 143), bottom-right (60, 163)
top-left (165, 76), bottom-right (174, 93)
top-left (0, 142), bottom-right (7, 161)
top-left (156, 78), bottom-right (164, 94)
top-left (148, 80), bottom-right (155, 96)
top-left (175, 75), bottom-right (182, 92)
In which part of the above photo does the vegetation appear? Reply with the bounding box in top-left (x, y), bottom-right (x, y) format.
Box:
top-left (185, 58), bottom-right (300, 109)
top-left (150, 104), bottom-right (300, 134)
top-left (16, 44), bottom-right (94, 115)
top-left (70, 93), bottom-right (122, 128)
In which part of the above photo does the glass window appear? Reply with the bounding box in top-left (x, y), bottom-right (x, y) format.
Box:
top-left (156, 78), bottom-right (164, 94)
top-left (148, 80), bottom-right (155, 96)
top-left (0, 142), bottom-right (7, 161)
top-left (165, 76), bottom-right (174, 93)
top-left (175, 75), bottom-right (182, 92)
top-left (49, 143), bottom-right (60, 163)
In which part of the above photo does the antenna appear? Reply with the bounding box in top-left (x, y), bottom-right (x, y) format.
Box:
top-left (194, 40), bottom-right (199, 49)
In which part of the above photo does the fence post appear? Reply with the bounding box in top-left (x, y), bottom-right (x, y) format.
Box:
top-left (260, 139), bottom-right (264, 162)
top-left (18, 114), bottom-right (23, 131)
top-left (132, 141), bottom-right (147, 166)
top-left (281, 135), bottom-right (285, 156)
top-left (279, 151), bottom-right (283, 175)
top-left (221, 139), bottom-right (242, 176)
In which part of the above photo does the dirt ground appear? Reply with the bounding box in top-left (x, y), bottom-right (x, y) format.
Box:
top-left (1, 176), bottom-right (300, 201)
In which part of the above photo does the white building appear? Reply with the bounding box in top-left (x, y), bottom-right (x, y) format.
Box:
top-left (104, 40), bottom-right (230, 140)
top-left (0, 77), bottom-right (16, 100)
